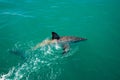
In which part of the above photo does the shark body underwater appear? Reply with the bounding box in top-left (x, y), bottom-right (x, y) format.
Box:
top-left (33, 32), bottom-right (87, 54)
top-left (9, 32), bottom-right (87, 58)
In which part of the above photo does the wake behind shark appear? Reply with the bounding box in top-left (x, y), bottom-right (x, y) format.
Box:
top-left (33, 32), bottom-right (87, 54)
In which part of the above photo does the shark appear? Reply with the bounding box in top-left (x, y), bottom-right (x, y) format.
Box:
top-left (9, 32), bottom-right (87, 58)
top-left (33, 32), bottom-right (87, 54)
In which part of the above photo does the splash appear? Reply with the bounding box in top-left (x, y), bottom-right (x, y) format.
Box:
top-left (0, 38), bottom-right (79, 80)
top-left (0, 39), bottom-right (74, 80)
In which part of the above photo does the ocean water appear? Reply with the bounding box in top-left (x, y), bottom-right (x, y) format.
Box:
top-left (0, 0), bottom-right (120, 80)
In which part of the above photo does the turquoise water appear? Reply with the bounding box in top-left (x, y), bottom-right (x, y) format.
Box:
top-left (0, 0), bottom-right (120, 80)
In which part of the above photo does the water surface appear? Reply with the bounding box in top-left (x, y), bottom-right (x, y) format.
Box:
top-left (0, 0), bottom-right (120, 80)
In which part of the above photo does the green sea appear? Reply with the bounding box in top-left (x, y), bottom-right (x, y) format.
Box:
top-left (0, 0), bottom-right (120, 80)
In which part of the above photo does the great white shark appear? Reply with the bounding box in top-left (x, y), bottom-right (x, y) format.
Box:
top-left (33, 32), bottom-right (87, 54)
top-left (9, 32), bottom-right (87, 57)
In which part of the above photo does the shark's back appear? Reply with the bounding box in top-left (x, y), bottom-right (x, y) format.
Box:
top-left (51, 32), bottom-right (87, 43)
top-left (59, 36), bottom-right (87, 43)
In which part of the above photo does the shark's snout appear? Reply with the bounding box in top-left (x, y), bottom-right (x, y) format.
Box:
top-left (80, 38), bottom-right (87, 41)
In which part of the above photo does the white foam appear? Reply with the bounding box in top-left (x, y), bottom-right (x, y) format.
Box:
top-left (0, 39), bottom-right (77, 80)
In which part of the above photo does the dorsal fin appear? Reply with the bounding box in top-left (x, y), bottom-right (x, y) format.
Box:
top-left (52, 32), bottom-right (60, 40)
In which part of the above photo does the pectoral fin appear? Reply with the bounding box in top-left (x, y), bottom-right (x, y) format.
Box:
top-left (62, 43), bottom-right (70, 54)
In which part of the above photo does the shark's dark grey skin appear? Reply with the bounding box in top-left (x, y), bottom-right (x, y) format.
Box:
top-left (51, 32), bottom-right (87, 54)
top-left (52, 32), bottom-right (87, 42)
